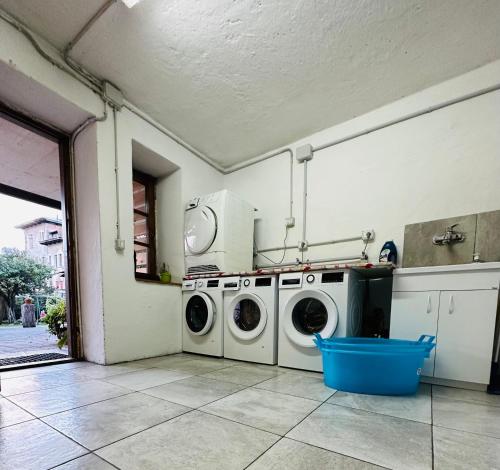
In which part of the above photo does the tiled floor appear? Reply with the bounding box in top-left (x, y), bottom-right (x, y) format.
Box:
top-left (1, 354), bottom-right (500, 470)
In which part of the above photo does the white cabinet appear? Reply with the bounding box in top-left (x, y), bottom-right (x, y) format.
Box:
top-left (391, 265), bottom-right (500, 385)
top-left (434, 290), bottom-right (498, 383)
top-left (390, 291), bottom-right (439, 376)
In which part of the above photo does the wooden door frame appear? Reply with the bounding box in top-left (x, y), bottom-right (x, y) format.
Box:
top-left (0, 103), bottom-right (81, 359)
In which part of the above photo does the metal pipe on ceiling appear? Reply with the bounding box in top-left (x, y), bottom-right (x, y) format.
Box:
top-left (64, 0), bottom-right (117, 57)
top-left (311, 83), bottom-right (500, 154)
top-left (0, 8), bottom-right (103, 95)
top-left (62, 0), bottom-right (117, 90)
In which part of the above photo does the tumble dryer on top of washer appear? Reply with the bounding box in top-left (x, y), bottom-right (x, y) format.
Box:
top-left (278, 270), bottom-right (350, 372)
top-left (223, 274), bottom-right (278, 365)
top-left (182, 276), bottom-right (239, 357)
top-left (184, 190), bottom-right (255, 275)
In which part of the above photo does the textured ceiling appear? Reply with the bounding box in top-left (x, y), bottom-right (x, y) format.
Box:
top-left (0, 116), bottom-right (61, 201)
top-left (1, 0), bottom-right (500, 167)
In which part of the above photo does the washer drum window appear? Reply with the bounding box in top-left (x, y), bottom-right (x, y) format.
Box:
top-left (185, 292), bottom-right (215, 335)
top-left (227, 293), bottom-right (267, 341)
top-left (283, 290), bottom-right (338, 348)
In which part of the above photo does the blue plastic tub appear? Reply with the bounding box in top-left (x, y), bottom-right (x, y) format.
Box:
top-left (314, 334), bottom-right (435, 396)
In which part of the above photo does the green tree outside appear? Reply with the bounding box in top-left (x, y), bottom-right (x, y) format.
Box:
top-left (0, 248), bottom-right (54, 322)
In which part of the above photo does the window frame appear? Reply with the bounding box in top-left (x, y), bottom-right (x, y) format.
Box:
top-left (133, 169), bottom-right (158, 280)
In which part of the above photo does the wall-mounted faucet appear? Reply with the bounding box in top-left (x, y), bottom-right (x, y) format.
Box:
top-left (432, 223), bottom-right (466, 246)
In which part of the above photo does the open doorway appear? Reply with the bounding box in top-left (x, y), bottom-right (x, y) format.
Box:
top-left (0, 103), bottom-right (78, 368)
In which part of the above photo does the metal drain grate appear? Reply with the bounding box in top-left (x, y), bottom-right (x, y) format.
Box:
top-left (0, 353), bottom-right (68, 367)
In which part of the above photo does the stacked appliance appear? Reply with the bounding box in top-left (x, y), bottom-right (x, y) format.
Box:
top-left (184, 189), bottom-right (255, 275)
top-left (278, 270), bottom-right (350, 371)
top-left (182, 276), bottom-right (240, 357)
top-left (223, 274), bottom-right (278, 365)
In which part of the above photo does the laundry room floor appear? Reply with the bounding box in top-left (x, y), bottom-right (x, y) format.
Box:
top-left (1, 354), bottom-right (499, 470)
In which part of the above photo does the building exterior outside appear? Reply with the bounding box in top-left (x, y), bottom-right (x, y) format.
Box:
top-left (16, 217), bottom-right (65, 297)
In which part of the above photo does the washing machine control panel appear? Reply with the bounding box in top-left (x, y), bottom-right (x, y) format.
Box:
top-left (306, 274), bottom-right (315, 284)
top-left (182, 280), bottom-right (196, 291)
top-left (243, 279), bottom-right (251, 287)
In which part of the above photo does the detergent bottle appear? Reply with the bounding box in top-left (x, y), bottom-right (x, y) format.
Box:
top-left (379, 241), bottom-right (397, 264)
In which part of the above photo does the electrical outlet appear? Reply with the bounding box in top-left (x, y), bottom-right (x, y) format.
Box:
top-left (285, 217), bottom-right (295, 228)
top-left (362, 230), bottom-right (375, 242)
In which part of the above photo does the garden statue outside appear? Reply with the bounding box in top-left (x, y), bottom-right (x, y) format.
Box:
top-left (21, 297), bottom-right (36, 327)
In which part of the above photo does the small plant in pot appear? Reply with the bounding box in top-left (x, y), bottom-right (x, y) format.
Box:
top-left (160, 263), bottom-right (171, 284)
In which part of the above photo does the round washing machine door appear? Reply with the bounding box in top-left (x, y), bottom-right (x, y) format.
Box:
top-left (227, 293), bottom-right (267, 341)
top-left (184, 206), bottom-right (217, 255)
top-left (185, 292), bottom-right (215, 335)
top-left (283, 290), bottom-right (338, 348)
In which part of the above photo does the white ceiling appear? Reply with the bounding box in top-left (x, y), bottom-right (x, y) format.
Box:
top-left (0, 116), bottom-right (61, 201)
top-left (1, 0), bottom-right (500, 167)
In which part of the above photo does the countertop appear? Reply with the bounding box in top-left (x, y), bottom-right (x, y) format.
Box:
top-left (393, 262), bottom-right (500, 275)
top-left (184, 262), bottom-right (395, 280)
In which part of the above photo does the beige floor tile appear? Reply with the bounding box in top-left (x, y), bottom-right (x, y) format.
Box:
top-left (53, 453), bottom-right (116, 469)
top-left (255, 373), bottom-right (335, 401)
top-left (103, 368), bottom-right (192, 391)
top-left (433, 425), bottom-right (500, 470)
top-left (142, 375), bottom-right (245, 408)
top-left (201, 364), bottom-right (282, 386)
top-left (287, 403), bottom-right (432, 469)
top-left (43, 392), bottom-right (189, 449)
top-left (8, 380), bottom-right (130, 417)
top-left (248, 437), bottom-right (382, 469)
top-left (0, 397), bottom-right (34, 428)
top-left (201, 387), bottom-right (319, 435)
top-left (0, 420), bottom-right (87, 470)
top-left (96, 410), bottom-right (278, 470)
top-left (433, 394), bottom-right (500, 438)
top-left (327, 383), bottom-right (431, 423)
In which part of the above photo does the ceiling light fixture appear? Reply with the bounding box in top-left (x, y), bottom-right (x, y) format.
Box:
top-left (121, 0), bottom-right (143, 8)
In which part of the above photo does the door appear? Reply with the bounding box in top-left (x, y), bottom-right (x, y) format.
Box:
top-left (283, 290), bottom-right (339, 348)
top-left (184, 206), bottom-right (217, 255)
top-left (227, 293), bottom-right (267, 341)
top-left (390, 291), bottom-right (439, 376)
top-left (435, 290), bottom-right (498, 383)
top-left (185, 293), bottom-right (215, 335)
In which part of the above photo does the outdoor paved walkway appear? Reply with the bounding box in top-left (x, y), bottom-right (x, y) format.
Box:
top-left (0, 324), bottom-right (67, 359)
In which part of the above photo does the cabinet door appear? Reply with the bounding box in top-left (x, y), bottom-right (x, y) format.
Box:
top-left (390, 291), bottom-right (439, 376)
top-left (435, 290), bottom-right (498, 384)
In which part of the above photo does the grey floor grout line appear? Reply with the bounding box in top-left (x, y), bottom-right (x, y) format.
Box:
top-left (431, 423), bottom-right (500, 441)
top-left (48, 452), bottom-right (121, 470)
top-left (323, 397), bottom-right (433, 426)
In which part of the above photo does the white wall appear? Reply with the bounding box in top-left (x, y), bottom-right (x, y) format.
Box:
top-left (74, 125), bottom-right (106, 364)
top-left (0, 19), bottom-right (223, 364)
top-left (98, 109), bottom-right (222, 363)
top-left (225, 61), bottom-right (500, 267)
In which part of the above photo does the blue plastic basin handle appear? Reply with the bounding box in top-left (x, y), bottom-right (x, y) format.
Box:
top-left (417, 335), bottom-right (436, 344)
top-left (313, 333), bottom-right (323, 346)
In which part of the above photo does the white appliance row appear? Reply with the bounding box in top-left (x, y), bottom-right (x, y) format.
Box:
top-left (182, 269), bottom-right (350, 371)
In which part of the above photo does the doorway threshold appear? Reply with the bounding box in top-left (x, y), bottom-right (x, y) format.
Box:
top-left (0, 353), bottom-right (75, 371)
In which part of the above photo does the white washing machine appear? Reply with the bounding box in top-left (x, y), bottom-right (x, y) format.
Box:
top-left (278, 270), bottom-right (349, 372)
top-left (182, 276), bottom-right (239, 356)
top-left (184, 189), bottom-right (255, 275)
top-left (223, 275), bottom-right (278, 365)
